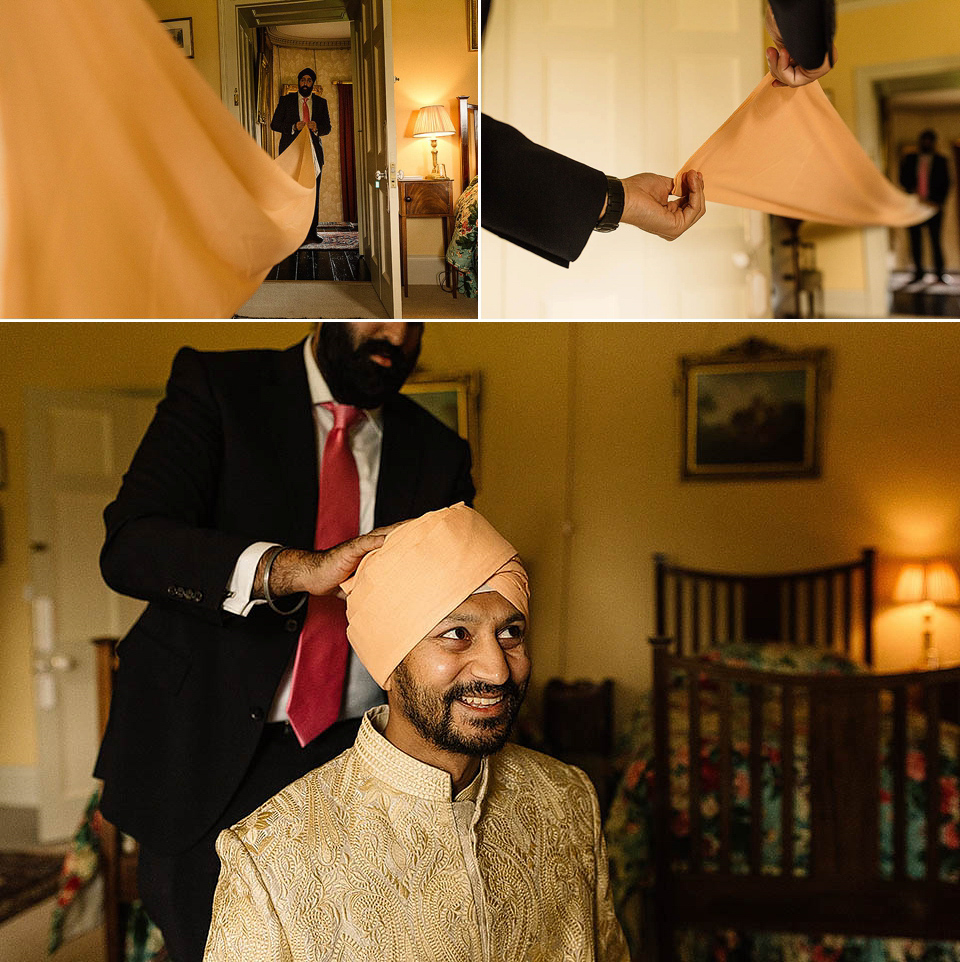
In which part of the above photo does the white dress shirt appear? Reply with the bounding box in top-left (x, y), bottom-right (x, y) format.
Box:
top-left (222, 338), bottom-right (384, 722)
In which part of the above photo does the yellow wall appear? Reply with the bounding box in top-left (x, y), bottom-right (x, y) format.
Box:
top-left (812, 0), bottom-right (960, 301)
top-left (149, 0), bottom-right (222, 94)
top-left (393, 0), bottom-right (478, 257)
top-left (3, 322), bottom-right (958, 773)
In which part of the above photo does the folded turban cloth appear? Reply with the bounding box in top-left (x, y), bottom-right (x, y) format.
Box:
top-left (341, 503), bottom-right (529, 688)
top-left (674, 73), bottom-right (934, 228)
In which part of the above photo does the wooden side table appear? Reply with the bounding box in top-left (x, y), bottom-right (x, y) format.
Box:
top-left (398, 177), bottom-right (454, 296)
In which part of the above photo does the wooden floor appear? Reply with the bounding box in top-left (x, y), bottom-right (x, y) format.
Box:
top-left (268, 248), bottom-right (369, 282)
top-left (890, 270), bottom-right (960, 317)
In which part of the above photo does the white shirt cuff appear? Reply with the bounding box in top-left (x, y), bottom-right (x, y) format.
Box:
top-left (222, 541), bottom-right (280, 616)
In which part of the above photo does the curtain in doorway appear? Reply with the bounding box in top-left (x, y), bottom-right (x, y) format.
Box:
top-left (338, 84), bottom-right (358, 224)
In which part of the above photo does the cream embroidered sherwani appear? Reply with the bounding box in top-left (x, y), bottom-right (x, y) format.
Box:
top-left (204, 706), bottom-right (629, 962)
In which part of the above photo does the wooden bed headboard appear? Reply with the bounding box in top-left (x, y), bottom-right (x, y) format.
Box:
top-left (457, 95), bottom-right (478, 191)
top-left (654, 548), bottom-right (876, 666)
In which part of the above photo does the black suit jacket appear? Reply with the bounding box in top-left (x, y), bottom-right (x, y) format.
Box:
top-left (270, 92), bottom-right (332, 167)
top-left (93, 341), bottom-right (474, 854)
top-left (899, 152), bottom-right (951, 206)
top-left (482, 0), bottom-right (836, 266)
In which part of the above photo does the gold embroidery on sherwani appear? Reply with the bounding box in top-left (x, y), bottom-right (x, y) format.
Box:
top-left (204, 706), bottom-right (629, 962)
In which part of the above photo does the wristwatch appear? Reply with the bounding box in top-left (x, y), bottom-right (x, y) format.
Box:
top-left (594, 176), bottom-right (625, 233)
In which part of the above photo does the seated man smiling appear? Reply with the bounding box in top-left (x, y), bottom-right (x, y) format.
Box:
top-left (203, 503), bottom-right (628, 962)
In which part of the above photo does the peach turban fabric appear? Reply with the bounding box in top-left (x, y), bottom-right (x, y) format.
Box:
top-left (341, 504), bottom-right (529, 688)
top-left (675, 74), bottom-right (934, 228)
top-left (0, 0), bottom-right (315, 318)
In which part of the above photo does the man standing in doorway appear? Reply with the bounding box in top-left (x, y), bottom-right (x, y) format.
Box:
top-left (271, 67), bottom-right (331, 246)
top-left (900, 129), bottom-right (952, 284)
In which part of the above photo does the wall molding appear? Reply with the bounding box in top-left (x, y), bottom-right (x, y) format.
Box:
top-left (407, 255), bottom-right (448, 287)
top-left (0, 765), bottom-right (38, 807)
top-left (266, 30), bottom-right (350, 50)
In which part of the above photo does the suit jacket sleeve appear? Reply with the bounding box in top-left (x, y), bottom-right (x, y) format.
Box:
top-left (270, 94), bottom-right (291, 135)
top-left (99, 347), bottom-right (255, 626)
top-left (767, 0), bottom-right (835, 71)
top-left (315, 96), bottom-right (332, 137)
top-left (482, 115), bottom-right (608, 267)
top-left (204, 829), bottom-right (292, 962)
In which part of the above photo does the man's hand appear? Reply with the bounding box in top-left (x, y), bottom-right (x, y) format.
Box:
top-left (765, 2), bottom-right (837, 87)
top-left (254, 524), bottom-right (401, 601)
top-left (308, 121), bottom-right (318, 134)
top-left (295, 120), bottom-right (306, 131)
top-left (620, 170), bottom-right (705, 241)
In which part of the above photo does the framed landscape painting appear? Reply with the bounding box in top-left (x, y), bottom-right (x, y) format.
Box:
top-left (680, 338), bottom-right (827, 481)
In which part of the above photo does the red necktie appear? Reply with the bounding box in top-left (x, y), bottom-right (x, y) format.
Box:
top-left (302, 97), bottom-right (309, 127)
top-left (286, 402), bottom-right (363, 746)
top-left (917, 156), bottom-right (929, 201)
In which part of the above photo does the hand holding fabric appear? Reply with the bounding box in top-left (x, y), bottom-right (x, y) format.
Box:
top-left (255, 525), bottom-right (401, 601)
top-left (621, 170), bottom-right (705, 241)
top-left (765, 2), bottom-right (837, 87)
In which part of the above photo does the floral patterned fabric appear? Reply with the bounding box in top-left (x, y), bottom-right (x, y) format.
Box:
top-left (446, 175), bottom-right (478, 297)
top-left (605, 644), bottom-right (960, 962)
top-left (50, 789), bottom-right (167, 962)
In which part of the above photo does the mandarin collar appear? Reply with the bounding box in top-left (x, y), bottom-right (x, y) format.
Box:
top-left (355, 706), bottom-right (489, 804)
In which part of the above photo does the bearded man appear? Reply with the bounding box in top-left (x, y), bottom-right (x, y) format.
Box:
top-left (203, 504), bottom-right (629, 962)
top-left (94, 323), bottom-right (474, 962)
top-left (270, 67), bottom-right (332, 245)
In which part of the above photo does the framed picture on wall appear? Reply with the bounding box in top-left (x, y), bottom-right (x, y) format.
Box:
top-left (161, 17), bottom-right (194, 58)
top-left (468, 0), bottom-right (478, 51)
top-left (402, 371), bottom-right (481, 487)
top-left (679, 337), bottom-right (828, 481)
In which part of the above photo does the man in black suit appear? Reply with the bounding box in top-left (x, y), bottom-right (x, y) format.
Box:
top-left (482, 0), bottom-right (836, 266)
top-left (270, 68), bottom-right (332, 245)
top-left (94, 322), bottom-right (474, 962)
top-left (899, 129), bottom-right (951, 283)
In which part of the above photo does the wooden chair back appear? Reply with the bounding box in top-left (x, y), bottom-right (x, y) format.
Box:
top-left (93, 636), bottom-right (138, 962)
top-left (542, 678), bottom-right (615, 817)
top-left (654, 548), bottom-right (876, 665)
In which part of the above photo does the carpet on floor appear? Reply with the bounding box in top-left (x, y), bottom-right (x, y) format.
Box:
top-left (302, 231), bottom-right (359, 250)
top-left (0, 850), bottom-right (65, 924)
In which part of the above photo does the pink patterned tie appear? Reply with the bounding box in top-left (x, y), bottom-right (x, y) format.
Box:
top-left (286, 402), bottom-right (364, 747)
top-left (302, 97), bottom-right (309, 126)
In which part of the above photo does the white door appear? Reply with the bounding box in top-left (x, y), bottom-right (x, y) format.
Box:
top-left (354, 0), bottom-right (402, 317)
top-left (26, 389), bottom-right (160, 842)
top-left (481, 0), bottom-right (770, 318)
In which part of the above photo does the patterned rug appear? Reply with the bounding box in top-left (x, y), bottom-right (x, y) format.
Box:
top-left (302, 221), bottom-right (359, 251)
top-left (0, 850), bottom-right (65, 923)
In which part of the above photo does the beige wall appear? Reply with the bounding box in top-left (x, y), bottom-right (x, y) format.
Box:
top-left (148, 0), bottom-right (221, 94)
top-left (3, 322), bottom-right (958, 774)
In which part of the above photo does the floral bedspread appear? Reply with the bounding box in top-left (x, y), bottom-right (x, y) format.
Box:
top-left (445, 175), bottom-right (477, 297)
top-left (604, 643), bottom-right (960, 962)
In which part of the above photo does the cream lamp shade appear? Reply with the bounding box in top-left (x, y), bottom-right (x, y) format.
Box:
top-left (413, 105), bottom-right (456, 178)
top-left (893, 560), bottom-right (960, 668)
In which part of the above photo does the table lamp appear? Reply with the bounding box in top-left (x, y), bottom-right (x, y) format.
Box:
top-left (893, 560), bottom-right (960, 668)
top-left (413, 105), bottom-right (456, 179)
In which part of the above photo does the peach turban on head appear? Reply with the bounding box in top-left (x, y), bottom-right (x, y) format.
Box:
top-left (340, 503), bottom-right (529, 688)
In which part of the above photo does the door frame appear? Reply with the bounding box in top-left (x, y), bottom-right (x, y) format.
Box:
top-left (854, 55), bottom-right (960, 317)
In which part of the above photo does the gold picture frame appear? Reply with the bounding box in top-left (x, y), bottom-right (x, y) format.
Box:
top-left (680, 337), bottom-right (827, 481)
top-left (402, 372), bottom-right (481, 487)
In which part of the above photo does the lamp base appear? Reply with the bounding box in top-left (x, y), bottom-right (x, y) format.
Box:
top-left (424, 171), bottom-right (448, 180)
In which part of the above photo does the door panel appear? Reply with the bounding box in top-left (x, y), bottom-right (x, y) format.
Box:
top-left (481, 0), bottom-right (770, 318)
top-left (27, 389), bottom-right (159, 841)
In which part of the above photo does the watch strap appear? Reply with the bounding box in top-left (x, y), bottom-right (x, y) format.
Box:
top-left (594, 176), bottom-right (625, 233)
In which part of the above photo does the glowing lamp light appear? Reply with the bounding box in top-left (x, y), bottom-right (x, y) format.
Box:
top-left (413, 105), bottom-right (456, 179)
top-left (893, 561), bottom-right (960, 668)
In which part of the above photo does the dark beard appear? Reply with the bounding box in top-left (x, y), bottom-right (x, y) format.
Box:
top-left (299, 86), bottom-right (312, 97)
top-left (314, 324), bottom-right (420, 409)
top-left (392, 662), bottom-right (527, 757)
